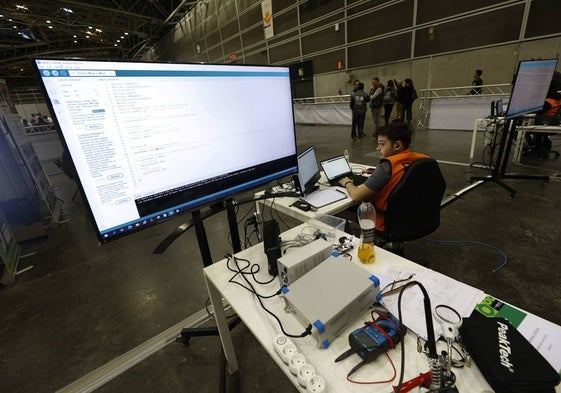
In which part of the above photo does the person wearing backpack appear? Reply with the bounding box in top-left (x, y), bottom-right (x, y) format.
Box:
top-left (383, 80), bottom-right (397, 125)
top-left (350, 82), bottom-right (370, 139)
top-left (369, 77), bottom-right (384, 137)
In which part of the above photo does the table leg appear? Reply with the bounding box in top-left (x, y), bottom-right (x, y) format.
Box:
top-left (204, 273), bottom-right (239, 374)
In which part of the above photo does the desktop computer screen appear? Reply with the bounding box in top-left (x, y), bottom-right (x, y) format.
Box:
top-left (33, 58), bottom-right (298, 243)
top-left (505, 59), bottom-right (559, 120)
top-left (296, 146), bottom-right (321, 195)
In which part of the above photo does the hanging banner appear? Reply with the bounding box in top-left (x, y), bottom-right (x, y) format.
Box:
top-left (261, 0), bottom-right (274, 39)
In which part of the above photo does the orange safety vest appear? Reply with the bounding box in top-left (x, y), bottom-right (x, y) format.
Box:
top-left (543, 98), bottom-right (561, 117)
top-left (372, 150), bottom-right (428, 232)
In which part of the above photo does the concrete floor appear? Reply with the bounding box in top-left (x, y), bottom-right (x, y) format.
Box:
top-left (1, 124), bottom-right (561, 392)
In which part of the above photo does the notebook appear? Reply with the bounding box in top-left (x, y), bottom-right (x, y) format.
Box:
top-left (320, 155), bottom-right (368, 186)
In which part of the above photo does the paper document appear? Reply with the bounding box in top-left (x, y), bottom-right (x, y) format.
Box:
top-left (300, 188), bottom-right (347, 208)
top-left (378, 266), bottom-right (485, 341)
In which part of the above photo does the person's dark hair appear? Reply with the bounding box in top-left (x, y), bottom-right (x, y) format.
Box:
top-left (404, 78), bottom-right (414, 86)
top-left (387, 80), bottom-right (395, 87)
top-left (358, 82), bottom-right (364, 90)
top-left (372, 77), bottom-right (380, 82)
top-left (376, 121), bottom-right (413, 149)
top-left (475, 69), bottom-right (483, 76)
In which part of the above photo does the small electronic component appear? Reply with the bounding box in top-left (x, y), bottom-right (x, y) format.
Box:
top-left (335, 313), bottom-right (406, 376)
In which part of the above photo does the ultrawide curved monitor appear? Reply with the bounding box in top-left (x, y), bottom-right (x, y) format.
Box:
top-left (33, 58), bottom-right (298, 243)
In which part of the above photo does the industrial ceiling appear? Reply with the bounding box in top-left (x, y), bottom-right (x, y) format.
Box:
top-left (0, 1), bottom-right (199, 80)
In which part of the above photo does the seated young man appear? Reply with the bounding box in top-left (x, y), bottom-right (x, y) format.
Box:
top-left (338, 121), bottom-right (428, 233)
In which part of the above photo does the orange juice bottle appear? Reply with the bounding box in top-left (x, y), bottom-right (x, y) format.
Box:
top-left (357, 199), bottom-right (376, 264)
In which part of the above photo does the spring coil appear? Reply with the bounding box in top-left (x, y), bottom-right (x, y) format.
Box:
top-left (428, 356), bottom-right (442, 390)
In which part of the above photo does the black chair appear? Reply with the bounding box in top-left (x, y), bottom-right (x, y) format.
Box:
top-left (377, 158), bottom-right (446, 254)
top-left (524, 111), bottom-right (561, 160)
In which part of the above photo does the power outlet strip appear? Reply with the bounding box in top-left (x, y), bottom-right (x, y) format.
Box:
top-left (272, 334), bottom-right (327, 392)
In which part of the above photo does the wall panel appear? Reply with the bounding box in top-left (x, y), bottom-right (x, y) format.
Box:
top-left (415, 5), bottom-right (524, 57)
top-left (274, 7), bottom-right (299, 35)
top-left (241, 25), bottom-right (264, 47)
top-left (269, 40), bottom-right (300, 63)
top-left (525, 0), bottom-right (561, 38)
top-left (348, 33), bottom-right (411, 68)
top-left (238, 5), bottom-right (261, 30)
top-left (348, 0), bottom-right (413, 42)
top-left (298, 0), bottom-right (340, 24)
top-left (302, 26), bottom-right (345, 55)
top-left (416, 0), bottom-right (500, 24)
top-left (304, 50), bottom-right (345, 75)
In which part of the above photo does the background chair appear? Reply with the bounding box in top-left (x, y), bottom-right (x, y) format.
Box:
top-left (524, 114), bottom-right (561, 160)
top-left (376, 158), bottom-right (446, 255)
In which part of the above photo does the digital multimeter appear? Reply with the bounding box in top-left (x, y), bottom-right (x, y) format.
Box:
top-left (335, 314), bottom-right (406, 376)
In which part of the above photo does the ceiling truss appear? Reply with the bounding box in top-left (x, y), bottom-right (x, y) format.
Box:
top-left (0, 0), bottom-right (199, 78)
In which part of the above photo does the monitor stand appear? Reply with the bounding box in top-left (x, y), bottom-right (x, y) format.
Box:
top-left (442, 118), bottom-right (549, 207)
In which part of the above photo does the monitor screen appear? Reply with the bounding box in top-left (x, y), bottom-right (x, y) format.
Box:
top-left (505, 59), bottom-right (559, 119)
top-left (33, 58), bottom-right (297, 243)
top-left (495, 99), bottom-right (504, 116)
top-left (296, 146), bottom-right (320, 195)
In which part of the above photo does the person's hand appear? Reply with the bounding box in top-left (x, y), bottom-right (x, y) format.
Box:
top-left (339, 177), bottom-right (351, 187)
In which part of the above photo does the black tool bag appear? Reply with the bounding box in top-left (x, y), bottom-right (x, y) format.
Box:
top-left (460, 313), bottom-right (560, 393)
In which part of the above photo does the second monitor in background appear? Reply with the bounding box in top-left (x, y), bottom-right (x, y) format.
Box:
top-left (296, 146), bottom-right (321, 195)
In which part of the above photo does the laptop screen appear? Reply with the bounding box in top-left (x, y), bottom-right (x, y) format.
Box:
top-left (320, 155), bottom-right (352, 181)
top-left (297, 146), bottom-right (321, 194)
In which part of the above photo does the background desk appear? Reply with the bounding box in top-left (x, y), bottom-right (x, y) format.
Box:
top-left (204, 223), bottom-right (561, 392)
top-left (471, 117), bottom-right (561, 164)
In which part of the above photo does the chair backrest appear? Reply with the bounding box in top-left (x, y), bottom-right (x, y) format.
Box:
top-left (383, 158), bottom-right (446, 242)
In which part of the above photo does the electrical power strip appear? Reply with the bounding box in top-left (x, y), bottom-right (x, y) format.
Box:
top-left (272, 334), bottom-right (327, 392)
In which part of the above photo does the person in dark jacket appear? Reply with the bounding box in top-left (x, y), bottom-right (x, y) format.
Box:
top-left (350, 82), bottom-right (370, 139)
top-left (401, 78), bottom-right (417, 124)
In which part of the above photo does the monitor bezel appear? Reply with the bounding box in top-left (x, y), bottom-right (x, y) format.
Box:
top-left (33, 57), bottom-right (298, 243)
top-left (505, 59), bottom-right (559, 120)
top-left (296, 145), bottom-right (321, 195)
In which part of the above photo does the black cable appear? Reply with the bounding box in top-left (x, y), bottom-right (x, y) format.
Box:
top-left (226, 254), bottom-right (311, 338)
top-left (226, 255), bottom-right (277, 289)
top-left (394, 281), bottom-right (437, 393)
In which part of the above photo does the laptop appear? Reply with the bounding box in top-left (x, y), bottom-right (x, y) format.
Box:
top-left (320, 155), bottom-right (367, 186)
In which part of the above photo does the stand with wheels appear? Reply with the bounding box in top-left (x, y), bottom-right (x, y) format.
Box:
top-left (441, 118), bottom-right (549, 208)
top-left (153, 192), bottom-right (297, 392)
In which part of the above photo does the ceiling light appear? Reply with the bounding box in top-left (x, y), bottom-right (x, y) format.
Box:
top-left (114, 43), bottom-right (117, 46)
top-left (73, 35), bottom-right (77, 38)
top-left (48, 25), bottom-right (53, 29)
top-left (95, 28), bottom-right (102, 33)
top-left (16, 5), bottom-right (29, 11)
top-left (73, 40), bottom-right (77, 43)
top-left (62, 7), bottom-right (73, 13)
top-left (116, 39), bottom-right (120, 43)
top-left (120, 36), bottom-right (124, 39)
top-left (124, 32), bottom-right (128, 35)
top-left (88, 26), bottom-right (93, 29)
top-left (46, 20), bottom-right (51, 24)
